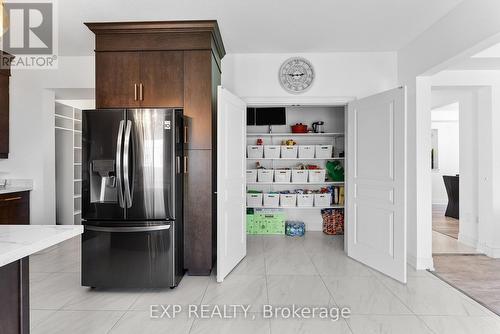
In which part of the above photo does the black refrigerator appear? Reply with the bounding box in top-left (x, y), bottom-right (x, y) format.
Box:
top-left (81, 109), bottom-right (185, 288)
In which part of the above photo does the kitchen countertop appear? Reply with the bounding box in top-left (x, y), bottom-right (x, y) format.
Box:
top-left (0, 179), bottom-right (33, 195)
top-left (0, 225), bottom-right (83, 267)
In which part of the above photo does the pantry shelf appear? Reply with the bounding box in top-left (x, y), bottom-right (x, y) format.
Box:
top-left (248, 206), bottom-right (344, 210)
top-left (247, 157), bottom-right (344, 160)
top-left (247, 181), bottom-right (344, 185)
top-left (247, 132), bottom-right (344, 137)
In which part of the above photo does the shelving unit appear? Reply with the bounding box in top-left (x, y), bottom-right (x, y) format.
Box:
top-left (246, 105), bottom-right (346, 231)
top-left (55, 102), bottom-right (83, 225)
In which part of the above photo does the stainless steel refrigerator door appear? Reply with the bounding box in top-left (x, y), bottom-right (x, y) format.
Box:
top-left (82, 109), bottom-right (126, 220)
top-left (81, 220), bottom-right (176, 288)
top-left (124, 109), bottom-right (177, 220)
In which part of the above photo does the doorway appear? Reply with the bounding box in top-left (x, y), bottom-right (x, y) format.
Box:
top-left (430, 100), bottom-right (477, 255)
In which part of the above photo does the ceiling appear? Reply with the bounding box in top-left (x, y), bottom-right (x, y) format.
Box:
top-left (447, 42), bottom-right (500, 70)
top-left (56, 0), bottom-right (464, 56)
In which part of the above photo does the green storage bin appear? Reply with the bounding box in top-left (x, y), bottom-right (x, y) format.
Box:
top-left (246, 213), bottom-right (257, 234)
top-left (253, 209), bottom-right (285, 235)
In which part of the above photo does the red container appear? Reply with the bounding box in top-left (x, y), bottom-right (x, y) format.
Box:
top-left (291, 123), bottom-right (308, 133)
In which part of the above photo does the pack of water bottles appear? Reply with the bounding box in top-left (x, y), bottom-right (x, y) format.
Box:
top-left (285, 220), bottom-right (306, 237)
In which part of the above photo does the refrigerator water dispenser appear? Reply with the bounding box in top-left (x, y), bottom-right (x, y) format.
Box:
top-left (90, 159), bottom-right (117, 203)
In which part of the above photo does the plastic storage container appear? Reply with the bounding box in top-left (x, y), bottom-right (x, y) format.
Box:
top-left (297, 194), bottom-right (314, 207)
top-left (280, 193), bottom-right (297, 207)
top-left (274, 170), bottom-right (291, 183)
top-left (315, 145), bottom-right (333, 158)
top-left (246, 170), bottom-right (257, 182)
top-left (264, 145), bottom-right (281, 158)
top-left (281, 145), bottom-right (298, 158)
top-left (247, 193), bottom-right (263, 207)
top-left (257, 169), bottom-right (274, 183)
top-left (247, 145), bottom-right (264, 158)
top-left (291, 169), bottom-right (308, 183)
top-left (314, 193), bottom-right (332, 207)
top-left (309, 169), bottom-right (326, 183)
top-left (298, 145), bottom-right (315, 159)
top-left (263, 193), bottom-right (280, 207)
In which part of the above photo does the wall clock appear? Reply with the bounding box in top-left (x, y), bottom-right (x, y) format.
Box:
top-left (279, 57), bottom-right (315, 94)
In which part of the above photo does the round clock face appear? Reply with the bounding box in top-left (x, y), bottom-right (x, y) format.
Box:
top-left (279, 57), bottom-right (315, 94)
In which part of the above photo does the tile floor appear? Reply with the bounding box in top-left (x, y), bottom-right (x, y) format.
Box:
top-left (29, 233), bottom-right (500, 334)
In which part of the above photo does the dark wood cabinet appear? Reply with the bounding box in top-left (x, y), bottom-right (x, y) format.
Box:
top-left (140, 51), bottom-right (184, 108)
top-left (95, 51), bottom-right (184, 108)
top-left (0, 191), bottom-right (30, 225)
top-left (0, 258), bottom-right (29, 334)
top-left (86, 21), bottom-right (225, 276)
top-left (0, 52), bottom-right (12, 159)
top-left (95, 52), bottom-right (141, 108)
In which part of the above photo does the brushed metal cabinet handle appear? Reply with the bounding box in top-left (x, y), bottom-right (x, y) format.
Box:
top-left (0, 196), bottom-right (22, 202)
top-left (134, 84), bottom-right (138, 101)
top-left (183, 156), bottom-right (188, 174)
top-left (139, 83), bottom-right (144, 101)
top-left (176, 156), bottom-right (181, 174)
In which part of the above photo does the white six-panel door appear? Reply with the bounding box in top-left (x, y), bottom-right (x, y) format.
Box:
top-left (216, 87), bottom-right (247, 283)
top-left (347, 87), bottom-right (407, 283)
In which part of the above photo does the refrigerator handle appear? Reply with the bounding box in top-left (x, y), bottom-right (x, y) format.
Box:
top-left (123, 120), bottom-right (133, 208)
top-left (116, 120), bottom-right (125, 208)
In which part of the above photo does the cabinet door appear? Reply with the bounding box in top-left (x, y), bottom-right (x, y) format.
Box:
top-left (0, 192), bottom-right (30, 225)
top-left (0, 74), bottom-right (9, 158)
top-left (183, 51), bottom-right (213, 149)
top-left (95, 52), bottom-right (141, 108)
top-left (139, 51), bottom-right (184, 108)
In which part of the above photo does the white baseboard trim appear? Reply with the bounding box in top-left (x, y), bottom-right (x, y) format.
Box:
top-left (477, 243), bottom-right (500, 258)
top-left (408, 254), bottom-right (434, 271)
top-left (458, 233), bottom-right (478, 249)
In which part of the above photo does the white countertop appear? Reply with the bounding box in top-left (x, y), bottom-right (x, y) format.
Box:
top-left (0, 225), bottom-right (83, 267)
top-left (0, 179), bottom-right (33, 194)
top-left (0, 186), bottom-right (33, 194)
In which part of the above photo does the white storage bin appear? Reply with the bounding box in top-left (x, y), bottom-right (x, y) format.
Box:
top-left (298, 145), bottom-right (315, 159)
top-left (297, 194), bottom-right (314, 207)
top-left (247, 193), bottom-right (263, 207)
top-left (246, 170), bottom-right (257, 182)
top-left (308, 169), bottom-right (326, 183)
top-left (281, 145), bottom-right (298, 158)
top-left (264, 145), bottom-right (281, 158)
top-left (257, 169), bottom-right (274, 183)
top-left (248, 145), bottom-right (264, 158)
top-left (315, 145), bottom-right (333, 158)
top-left (280, 194), bottom-right (297, 207)
top-left (263, 193), bottom-right (280, 207)
top-left (291, 169), bottom-right (308, 183)
top-left (314, 193), bottom-right (332, 207)
top-left (274, 169), bottom-right (291, 183)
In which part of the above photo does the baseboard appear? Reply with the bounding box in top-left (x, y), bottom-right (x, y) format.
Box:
top-left (408, 253), bottom-right (434, 271)
top-left (477, 243), bottom-right (500, 258)
top-left (458, 233), bottom-right (478, 249)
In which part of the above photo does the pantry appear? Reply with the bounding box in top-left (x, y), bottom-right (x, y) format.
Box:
top-left (245, 105), bottom-right (346, 232)
top-left (216, 86), bottom-right (407, 285)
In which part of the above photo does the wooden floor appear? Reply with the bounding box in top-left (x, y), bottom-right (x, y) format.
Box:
top-left (432, 204), bottom-right (478, 254)
top-left (432, 204), bottom-right (459, 239)
top-left (433, 255), bottom-right (500, 316)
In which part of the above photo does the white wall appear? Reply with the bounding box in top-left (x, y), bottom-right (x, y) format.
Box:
top-left (0, 56), bottom-right (94, 225)
top-left (431, 104), bottom-right (459, 205)
top-left (398, 0), bottom-right (500, 269)
top-left (222, 52), bottom-right (398, 99)
top-left (432, 71), bottom-right (500, 257)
